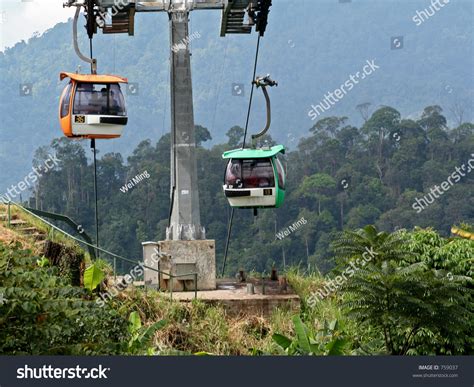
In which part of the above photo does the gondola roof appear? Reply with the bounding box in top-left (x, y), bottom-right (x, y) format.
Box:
top-left (59, 72), bottom-right (128, 84)
top-left (222, 145), bottom-right (285, 160)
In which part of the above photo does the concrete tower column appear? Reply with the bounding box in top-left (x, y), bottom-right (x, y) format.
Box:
top-left (166, 10), bottom-right (205, 241)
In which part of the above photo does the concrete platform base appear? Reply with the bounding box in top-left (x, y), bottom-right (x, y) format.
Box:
top-left (172, 279), bottom-right (301, 317)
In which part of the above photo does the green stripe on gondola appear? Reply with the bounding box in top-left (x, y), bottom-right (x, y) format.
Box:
top-left (222, 145), bottom-right (285, 159)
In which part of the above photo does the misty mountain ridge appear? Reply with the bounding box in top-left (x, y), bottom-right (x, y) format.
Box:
top-left (0, 0), bottom-right (472, 194)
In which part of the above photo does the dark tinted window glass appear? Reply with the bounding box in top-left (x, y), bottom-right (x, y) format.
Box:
top-left (225, 159), bottom-right (275, 189)
top-left (275, 157), bottom-right (286, 189)
top-left (60, 83), bottom-right (73, 118)
top-left (73, 83), bottom-right (126, 116)
top-left (225, 160), bottom-right (242, 187)
top-left (242, 159), bottom-right (275, 188)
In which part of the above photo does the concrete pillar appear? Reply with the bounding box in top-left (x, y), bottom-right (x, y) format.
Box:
top-left (166, 11), bottom-right (205, 241)
top-left (143, 10), bottom-right (216, 292)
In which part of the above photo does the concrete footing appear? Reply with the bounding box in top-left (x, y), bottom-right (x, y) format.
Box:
top-left (172, 279), bottom-right (301, 317)
top-left (142, 240), bottom-right (216, 291)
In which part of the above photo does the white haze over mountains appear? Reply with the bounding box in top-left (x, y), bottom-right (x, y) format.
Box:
top-left (0, 0), bottom-right (71, 51)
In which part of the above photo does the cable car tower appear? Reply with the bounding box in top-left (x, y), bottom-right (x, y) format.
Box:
top-left (64, 0), bottom-right (272, 289)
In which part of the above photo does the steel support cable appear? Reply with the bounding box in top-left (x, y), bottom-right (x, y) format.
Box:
top-left (241, 34), bottom-right (262, 150)
top-left (91, 139), bottom-right (100, 259)
top-left (89, 37), bottom-right (94, 74)
top-left (221, 34), bottom-right (262, 277)
top-left (84, 4), bottom-right (99, 259)
top-left (71, 5), bottom-right (101, 257)
top-left (221, 207), bottom-right (234, 276)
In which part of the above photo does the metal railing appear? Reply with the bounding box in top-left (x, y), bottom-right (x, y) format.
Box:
top-left (0, 200), bottom-right (198, 300)
top-left (24, 207), bottom-right (97, 260)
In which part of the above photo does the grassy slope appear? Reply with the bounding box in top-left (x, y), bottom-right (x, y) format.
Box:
top-left (0, 205), bottom-right (312, 355)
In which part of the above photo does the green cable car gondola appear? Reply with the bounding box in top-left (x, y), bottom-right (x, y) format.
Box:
top-left (222, 75), bottom-right (286, 210)
top-left (223, 145), bottom-right (286, 209)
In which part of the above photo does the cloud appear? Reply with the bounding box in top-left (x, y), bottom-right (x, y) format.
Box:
top-left (0, 0), bottom-right (72, 51)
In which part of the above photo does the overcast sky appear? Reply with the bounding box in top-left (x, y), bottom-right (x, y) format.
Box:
top-left (0, 0), bottom-right (72, 51)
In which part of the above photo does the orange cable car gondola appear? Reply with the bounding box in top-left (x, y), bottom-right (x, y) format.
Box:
top-left (59, 72), bottom-right (128, 139)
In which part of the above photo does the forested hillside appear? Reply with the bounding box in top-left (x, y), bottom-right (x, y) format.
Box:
top-left (29, 106), bottom-right (474, 274)
top-left (0, 0), bottom-right (473, 193)
top-left (2, 223), bottom-right (471, 356)
top-left (1, 0), bottom-right (473, 367)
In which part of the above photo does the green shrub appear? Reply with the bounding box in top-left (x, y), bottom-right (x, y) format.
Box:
top-left (0, 242), bottom-right (129, 355)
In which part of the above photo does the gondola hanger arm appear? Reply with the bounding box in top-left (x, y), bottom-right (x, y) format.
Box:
top-left (251, 75), bottom-right (278, 145)
top-left (72, 5), bottom-right (97, 74)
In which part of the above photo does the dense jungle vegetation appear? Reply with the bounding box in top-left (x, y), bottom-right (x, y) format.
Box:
top-left (27, 106), bottom-right (473, 276)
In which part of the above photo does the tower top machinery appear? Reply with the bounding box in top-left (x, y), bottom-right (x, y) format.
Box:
top-left (65, 0), bottom-right (272, 38)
